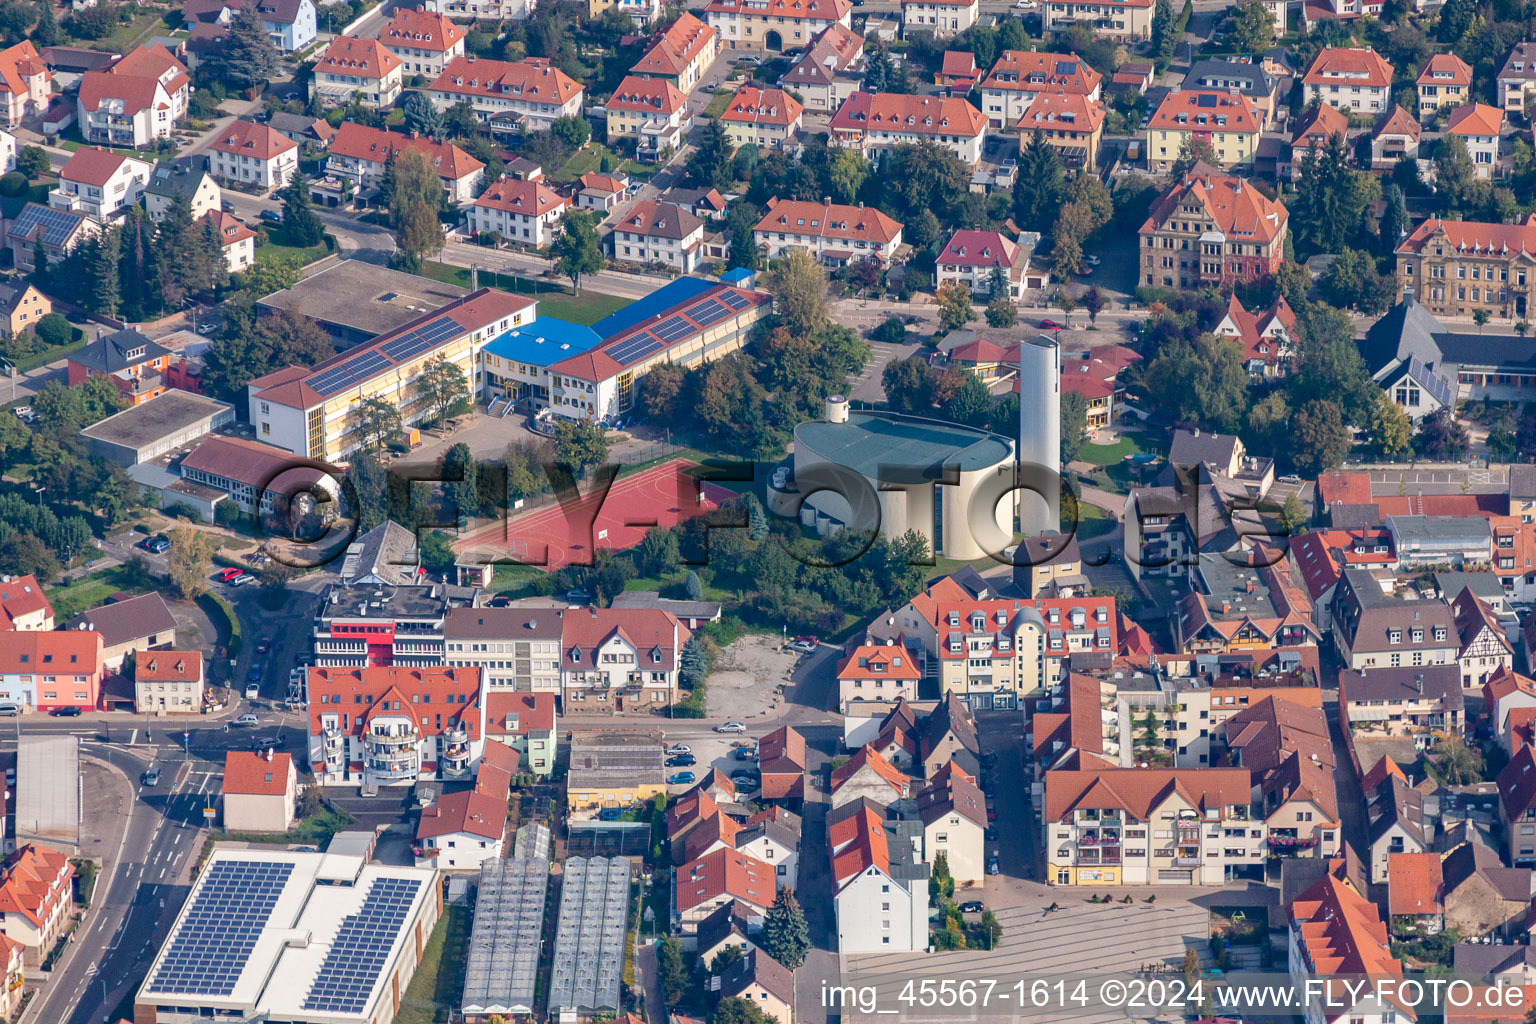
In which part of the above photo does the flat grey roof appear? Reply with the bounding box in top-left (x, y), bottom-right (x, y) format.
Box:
top-left (794, 411), bottom-right (1013, 480)
top-left (16, 735), bottom-right (78, 849)
top-left (256, 259), bottom-right (470, 337)
top-left (80, 390), bottom-right (233, 450)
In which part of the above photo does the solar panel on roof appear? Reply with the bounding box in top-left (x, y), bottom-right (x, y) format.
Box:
top-left (683, 298), bottom-right (731, 327)
top-left (604, 334), bottom-right (663, 367)
top-left (1055, 61), bottom-right (1077, 75)
top-left (719, 291), bottom-right (751, 312)
top-left (302, 876), bottom-right (422, 1014)
top-left (380, 316), bottom-right (460, 362)
top-left (651, 316), bottom-right (693, 342)
top-left (14, 205), bottom-right (83, 247)
top-left (145, 859), bottom-right (294, 997)
top-left (1196, 93), bottom-right (1218, 107)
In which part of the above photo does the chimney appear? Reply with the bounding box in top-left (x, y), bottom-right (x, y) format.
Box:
top-left (1221, 601), bottom-right (1231, 614)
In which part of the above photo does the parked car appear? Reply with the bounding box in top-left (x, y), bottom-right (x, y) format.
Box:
top-left (667, 771), bottom-right (696, 785)
top-left (665, 744), bottom-right (691, 755)
top-left (143, 535), bottom-right (172, 554)
top-left (987, 857), bottom-right (1000, 875)
top-left (247, 663), bottom-right (263, 683)
top-left (256, 637), bottom-right (273, 655)
top-left (245, 684), bottom-right (260, 700)
top-left (1085, 255), bottom-right (1101, 266)
top-left (234, 713), bottom-right (260, 727)
top-left (959, 900), bottom-right (985, 914)
top-left (1278, 474), bottom-right (1303, 484)
top-left (215, 567), bottom-right (245, 583)
top-left (0, 703), bottom-right (18, 718)
top-left (487, 595), bottom-right (514, 608)
top-left (50, 706), bottom-right (81, 717)
top-left (734, 747), bottom-right (758, 761)
top-left (731, 771), bottom-right (760, 788)
top-left (665, 754), bottom-right (696, 767)
top-left (785, 640), bottom-right (816, 654)
top-left (1037, 319), bottom-right (1064, 330)
top-left (714, 721), bottom-right (747, 733)
top-left (142, 767), bottom-right (161, 786)
top-left (260, 209), bottom-right (282, 223)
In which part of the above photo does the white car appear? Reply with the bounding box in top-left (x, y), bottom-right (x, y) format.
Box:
top-left (1085, 255), bottom-right (1101, 266)
top-left (245, 684), bottom-right (260, 700)
top-left (234, 713), bottom-right (259, 727)
top-left (1014, 0), bottom-right (1037, 7)
top-left (1278, 474), bottom-right (1303, 484)
top-left (666, 743), bottom-right (692, 755)
top-left (714, 721), bottom-right (747, 734)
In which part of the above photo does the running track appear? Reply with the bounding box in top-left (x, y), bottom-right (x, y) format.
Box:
top-left (453, 458), bottom-right (736, 570)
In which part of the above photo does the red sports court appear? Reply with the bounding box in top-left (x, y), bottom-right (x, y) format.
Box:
top-left (454, 458), bottom-right (736, 570)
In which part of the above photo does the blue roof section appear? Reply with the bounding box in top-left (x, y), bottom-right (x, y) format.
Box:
top-left (482, 317), bottom-right (604, 366)
top-left (719, 268), bottom-right (755, 287)
top-left (590, 276), bottom-right (718, 340)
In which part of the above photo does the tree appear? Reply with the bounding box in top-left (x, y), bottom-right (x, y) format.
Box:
top-left (416, 354), bottom-right (470, 427)
top-left (282, 174), bottom-right (326, 248)
top-left (346, 450), bottom-right (390, 533)
top-left (761, 889), bottom-right (811, 969)
top-left (0, 532), bottom-right (57, 584)
top-left (882, 355), bottom-right (937, 414)
top-left (726, 203), bottom-right (759, 272)
top-left (1289, 399), bottom-right (1352, 474)
top-left (929, 851), bottom-right (956, 904)
top-left (828, 148), bottom-right (869, 204)
top-left (710, 944), bottom-right (745, 975)
top-left (656, 936), bottom-right (689, 1008)
top-left (1228, 0), bottom-right (1274, 53)
top-left (1474, 308), bottom-right (1491, 332)
top-left (1417, 407), bottom-right (1469, 460)
top-left (762, 248), bottom-right (829, 337)
top-left (90, 228), bottom-right (120, 318)
top-left (1321, 248), bottom-right (1396, 314)
top-left (712, 998), bottom-right (774, 1024)
top-left (166, 528), bottom-right (217, 599)
top-left (684, 569), bottom-right (704, 601)
top-left (937, 282), bottom-right (973, 331)
top-left (948, 372), bottom-right (993, 428)
top-left (1151, 0), bottom-right (1177, 65)
top-left (443, 442), bottom-right (479, 524)
top-left (223, 2), bottom-right (279, 91)
top-left (1061, 389), bottom-right (1089, 463)
top-left (1434, 134), bottom-right (1477, 215)
top-left (1278, 492), bottom-right (1307, 535)
top-left (34, 312), bottom-right (70, 348)
top-left (550, 115), bottom-right (591, 151)
top-left (1182, 945), bottom-right (1201, 985)
top-left (1081, 286), bottom-right (1105, 325)
top-left (420, 529), bottom-right (455, 574)
top-left (985, 292), bottom-right (1018, 327)
top-left (1291, 133), bottom-right (1381, 257)
top-left (550, 210), bottom-right (605, 294)
top-left (31, 0), bottom-right (56, 47)
top-left (1430, 732), bottom-right (1485, 785)
top-left (401, 92), bottom-right (444, 138)
top-left (1013, 131), bottom-right (1064, 232)
top-left (553, 418), bottom-right (609, 477)
top-left (1367, 391), bottom-right (1413, 460)
top-left (1380, 184), bottom-right (1408, 256)
top-left (15, 145), bottom-right (47, 180)
top-left (679, 633), bottom-right (708, 687)
top-left (387, 150), bottom-right (446, 269)
top-left (690, 118), bottom-right (735, 191)
top-left (352, 396), bottom-right (401, 451)
top-left (1170, 135), bottom-right (1217, 180)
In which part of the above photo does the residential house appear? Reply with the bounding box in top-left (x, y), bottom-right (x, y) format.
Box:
top-left (1017, 92), bottom-right (1105, 171)
top-left (695, 901), bottom-right (761, 966)
top-left (1417, 53), bottom-right (1472, 120)
top-left (829, 744), bottom-right (910, 810)
top-left (311, 36), bottom-right (404, 108)
top-left (200, 209), bottom-right (257, 274)
top-left (1388, 851), bottom-right (1444, 932)
top-left (935, 229), bottom-right (1023, 298)
top-left (1145, 90), bottom-right (1263, 172)
top-left (0, 845), bottom-right (74, 968)
top-left (221, 750), bottom-right (296, 832)
top-left (830, 91), bottom-right (988, 165)
top-left (719, 85), bottom-right (802, 150)
top-left (0, 576), bottom-right (50, 632)
top-left (559, 607), bottom-right (689, 711)
top-left (467, 176), bottom-right (569, 245)
top-left (1339, 664), bottom-right (1463, 749)
top-left (1368, 105), bottom-right (1421, 171)
top-left (757, 725), bottom-right (806, 803)
top-left (753, 196), bottom-right (903, 265)
top-left (1440, 840), bottom-right (1534, 939)
top-left (0, 934), bottom-right (22, 1020)
top-left (76, 45), bottom-right (189, 148)
top-left (1041, 0), bottom-right (1153, 39)
top-left (1498, 41), bottom-right (1536, 113)
top-left (1056, 345), bottom-right (1140, 431)
top-left (828, 801), bottom-right (928, 952)
top-left (734, 812), bottom-right (800, 890)
top-left (978, 49), bottom-right (1101, 129)
top-left (936, 50), bottom-right (978, 92)
top-left (1329, 566), bottom-right (1458, 671)
top-left (427, 56), bottom-right (584, 128)
top-left (701, 0), bottom-right (853, 52)
top-left (1453, 587), bottom-right (1514, 688)
top-left (326, 122), bottom-right (485, 203)
top-left (1173, 553), bottom-right (1319, 655)
top-left (181, 0), bottom-right (318, 52)
top-left (1214, 293), bottom-right (1298, 378)
top-left (381, 6), bottom-right (465, 78)
top-left (1446, 104), bottom-right (1503, 180)
top-left (717, 949), bottom-right (794, 1024)
top-left (608, 199), bottom-right (703, 272)
top-left (442, 608), bottom-right (554, 694)
top-left (0, 42), bottom-right (50, 127)
top-left (918, 692), bottom-right (981, 779)
top-left (1486, 668), bottom-right (1536, 754)
top-left (1302, 47), bottom-right (1394, 114)
top-left (482, 691), bottom-right (557, 774)
top-left (0, 630), bottom-right (105, 711)
top-left (50, 147), bottom-right (152, 224)
top-left (267, 111), bottom-right (334, 148)
top-left (205, 119), bottom-right (299, 191)
top-left (1183, 58), bottom-right (1281, 127)
top-left (588, 0), bottom-right (663, 24)
top-left (836, 642), bottom-right (920, 713)
top-left (914, 761), bottom-right (985, 882)
top-left (135, 650), bottom-right (203, 715)
top-left (0, 284), bottom-right (47, 338)
top-left (567, 729), bottom-right (666, 813)
top-left (415, 775), bottom-right (508, 869)
top-left (1366, 774), bottom-right (1428, 884)
top-left (633, 13), bottom-right (718, 91)
top-left (605, 75), bottom-right (690, 161)
top-left (1015, 533), bottom-right (1086, 597)
top-left (1043, 767), bottom-right (1263, 885)
top-left (1288, 867), bottom-right (1407, 1024)
top-left (576, 171), bottom-right (628, 212)
top-left (674, 848), bottom-right (775, 934)
top-left (6, 202), bottom-right (97, 271)
top-left (1500, 742), bottom-right (1536, 867)
top-left (425, 0), bottom-right (535, 21)
top-left (1386, 514), bottom-right (1493, 569)
top-left (900, 0), bottom-right (977, 37)
top-left (66, 327), bottom-right (173, 406)
top-left (143, 155), bottom-right (221, 220)
top-left (1286, 101), bottom-right (1349, 180)
top-left (778, 23), bottom-right (864, 111)
top-left (1222, 697), bottom-right (1340, 857)
top-left (1138, 166), bottom-right (1288, 289)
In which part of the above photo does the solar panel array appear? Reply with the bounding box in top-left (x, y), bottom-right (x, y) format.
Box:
top-left (380, 316), bottom-right (460, 363)
top-left (651, 316), bottom-right (694, 343)
top-left (308, 349), bottom-right (393, 398)
top-left (145, 859), bottom-right (295, 997)
top-left (461, 858), bottom-right (549, 1015)
top-left (301, 876), bottom-right (423, 1015)
top-left (604, 333), bottom-right (664, 367)
top-left (719, 290), bottom-right (751, 312)
top-left (683, 298), bottom-right (731, 328)
top-left (546, 857), bottom-right (629, 1016)
top-left (14, 205), bottom-right (84, 247)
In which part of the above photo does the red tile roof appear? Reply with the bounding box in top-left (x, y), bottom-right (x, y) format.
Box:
top-left (306, 666), bottom-right (483, 740)
top-left (836, 645), bottom-right (921, 680)
top-left (755, 197), bottom-right (903, 245)
top-left (1387, 851), bottom-right (1444, 916)
top-left (1148, 89), bottom-right (1262, 134)
top-left (430, 56), bottom-right (582, 105)
top-left (1417, 52), bottom-right (1471, 86)
top-left (317, 36), bottom-right (401, 80)
top-left (980, 50), bottom-right (1102, 96)
top-left (633, 12), bottom-right (715, 78)
top-left (201, 209), bottom-right (257, 247)
top-left (330, 122), bottom-right (483, 181)
top-left (473, 176), bottom-right (568, 216)
top-left (0, 574), bottom-right (51, 630)
top-left (382, 7), bottom-right (465, 52)
top-left (757, 725), bottom-right (805, 800)
top-left (1446, 102), bottom-right (1504, 137)
top-left (417, 786), bottom-right (506, 840)
top-left (180, 435), bottom-right (329, 490)
top-left (939, 51), bottom-right (977, 78)
top-left (831, 91), bottom-right (987, 139)
top-left (0, 630), bottom-right (103, 677)
top-left (112, 44), bottom-right (188, 95)
top-left (0, 845), bottom-right (72, 928)
top-left (1290, 870), bottom-right (1411, 1020)
top-left (138, 650), bottom-right (202, 682)
top-left (1371, 104), bottom-right (1421, 141)
top-left (559, 607), bottom-right (686, 670)
top-left (484, 691), bottom-right (556, 734)
top-left (1317, 471), bottom-right (1373, 508)
top-left (208, 119), bottom-right (296, 162)
top-left (1292, 100), bottom-right (1349, 145)
top-left (608, 74), bottom-right (688, 116)
top-left (829, 743), bottom-right (908, 798)
top-left (1017, 91), bottom-right (1105, 134)
top-left (675, 848), bottom-right (775, 913)
top-left (1500, 743), bottom-right (1536, 821)
top-left (1303, 47), bottom-right (1394, 90)
top-left (937, 229), bottom-right (1018, 269)
top-left (59, 147), bottom-right (139, 187)
top-left (0, 41), bottom-right (45, 100)
top-left (1044, 767), bottom-right (1250, 822)
top-left (721, 85), bottom-right (802, 127)
top-left (223, 751), bottom-right (292, 795)
top-left (828, 803), bottom-right (889, 886)
top-left (1140, 170), bottom-right (1287, 245)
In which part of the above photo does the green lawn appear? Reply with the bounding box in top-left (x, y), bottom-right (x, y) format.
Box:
top-left (45, 566), bottom-right (149, 623)
top-left (417, 261), bottom-right (629, 326)
top-left (703, 90), bottom-right (731, 120)
top-left (1073, 501), bottom-right (1115, 539)
top-left (63, 8), bottom-right (170, 53)
top-left (1079, 435), bottom-right (1146, 467)
top-left (553, 143), bottom-right (655, 183)
top-left (395, 906), bottom-right (472, 1024)
top-left (255, 235), bottom-right (333, 270)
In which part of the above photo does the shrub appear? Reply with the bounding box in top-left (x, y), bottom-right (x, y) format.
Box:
top-left (0, 171), bottom-right (27, 197)
top-left (34, 313), bottom-right (72, 348)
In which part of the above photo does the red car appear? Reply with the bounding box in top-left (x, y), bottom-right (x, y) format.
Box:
top-left (215, 567), bottom-right (245, 583)
top-left (1037, 319), bottom-right (1064, 330)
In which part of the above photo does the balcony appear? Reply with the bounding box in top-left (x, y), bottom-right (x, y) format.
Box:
top-left (1173, 857), bottom-right (1201, 868)
top-left (1268, 833), bottom-right (1317, 849)
top-left (366, 760), bottom-right (420, 781)
top-left (440, 727), bottom-right (472, 777)
top-left (322, 727), bottom-right (345, 753)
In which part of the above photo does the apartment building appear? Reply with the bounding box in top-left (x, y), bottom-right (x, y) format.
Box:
top-left (326, 122), bottom-right (485, 203)
top-left (701, 0), bottom-right (853, 52)
top-left (1417, 52), bottom-right (1472, 120)
top-left (0, 42), bottom-right (49, 127)
top-left (631, 13), bottom-right (718, 91)
top-left (483, 691), bottom-right (557, 773)
top-left (1339, 663), bottom-right (1462, 750)
top-left (1288, 868), bottom-right (1405, 1024)
top-left (1138, 168), bottom-right (1288, 289)
top-left (0, 575), bottom-right (51, 632)
top-left (900, 0), bottom-right (978, 37)
top-left (779, 23), bottom-right (864, 111)
top-left (1043, 768), bottom-right (1263, 885)
top-left (1453, 587), bottom-right (1514, 687)
top-left (1041, 0), bottom-right (1153, 39)
top-left (1498, 41), bottom-right (1536, 112)
top-left (311, 36), bottom-right (404, 108)
top-left (427, 56), bottom-right (584, 127)
top-left (1302, 47), bottom-right (1394, 113)
top-left (1174, 554), bottom-right (1319, 655)
top-left (935, 229), bottom-right (1023, 298)
top-left (0, 846), bottom-right (74, 967)
top-left (1396, 214), bottom-right (1536, 320)
top-left (559, 607), bottom-right (689, 711)
top-left (1221, 697), bottom-right (1340, 857)
top-left (828, 802), bottom-right (928, 951)
top-left (380, 6), bottom-right (465, 78)
top-left (1145, 90), bottom-right (1263, 172)
top-left (719, 85), bottom-right (802, 150)
top-left (1183, 58), bottom-right (1281, 127)
top-left (50, 147), bottom-right (152, 224)
top-left (978, 49), bottom-right (1101, 129)
top-left (1500, 743), bottom-right (1536, 867)
top-left (443, 607), bottom-right (561, 692)
top-left (1329, 566), bottom-right (1458, 671)
top-left (608, 199), bottom-right (704, 272)
top-left (467, 176), bottom-right (569, 245)
top-left (836, 641), bottom-right (921, 713)
top-left (1018, 92), bottom-right (1105, 171)
top-left (76, 45), bottom-right (188, 148)
top-left (753, 196), bottom-right (903, 264)
top-left (606, 75), bottom-right (691, 161)
top-left (135, 650), bottom-right (203, 715)
top-left (830, 91), bottom-right (987, 165)
top-left (0, 630), bottom-right (105, 712)
top-left (205, 119), bottom-right (299, 191)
